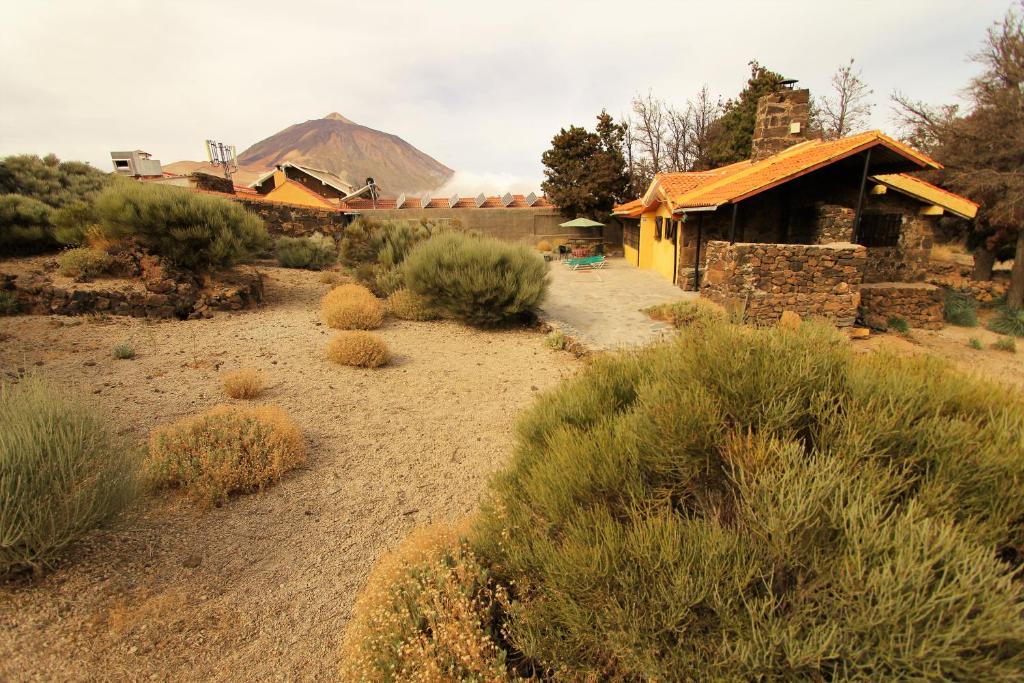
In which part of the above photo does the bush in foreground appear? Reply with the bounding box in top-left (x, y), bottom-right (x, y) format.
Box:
top-left (275, 234), bottom-right (336, 270)
top-left (386, 288), bottom-right (437, 321)
top-left (93, 181), bottom-right (269, 271)
top-left (321, 283), bottom-right (384, 330)
top-left (403, 232), bottom-right (548, 326)
top-left (326, 331), bottom-right (391, 368)
top-left (1, 376), bottom-right (137, 576)
top-left (339, 524), bottom-right (511, 681)
top-left (58, 247), bottom-right (113, 279)
top-left (0, 193), bottom-right (54, 254)
top-left (347, 322), bottom-right (1024, 680)
top-left (643, 298), bottom-right (727, 329)
top-left (221, 368), bottom-right (265, 399)
top-left (146, 405), bottom-right (305, 505)
top-left (989, 306), bottom-right (1024, 338)
top-left (944, 289), bottom-right (978, 327)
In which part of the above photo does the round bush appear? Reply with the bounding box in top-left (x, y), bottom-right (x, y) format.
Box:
top-left (326, 331), bottom-right (391, 368)
top-left (92, 181), bottom-right (269, 271)
top-left (275, 234), bottom-right (336, 270)
top-left (321, 283), bottom-right (384, 330)
top-left (339, 525), bottom-right (510, 680)
top-left (221, 368), bottom-right (265, 399)
top-left (0, 194), bottom-right (54, 253)
top-left (386, 288), bottom-right (437, 321)
top-left (347, 321), bottom-right (1024, 679)
top-left (146, 405), bottom-right (305, 505)
top-left (0, 376), bottom-right (137, 576)
top-left (57, 247), bottom-right (113, 279)
top-left (536, 239), bottom-right (552, 252)
top-left (403, 232), bottom-right (548, 327)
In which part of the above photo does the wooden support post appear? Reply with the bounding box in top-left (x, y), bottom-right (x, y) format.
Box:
top-left (729, 203), bottom-right (738, 244)
top-left (852, 147), bottom-right (872, 244)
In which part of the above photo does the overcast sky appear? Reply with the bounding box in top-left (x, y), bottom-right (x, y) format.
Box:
top-left (0, 0), bottom-right (1011, 193)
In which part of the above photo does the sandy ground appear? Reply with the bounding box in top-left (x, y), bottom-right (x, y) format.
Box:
top-left (0, 267), bottom-right (578, 682)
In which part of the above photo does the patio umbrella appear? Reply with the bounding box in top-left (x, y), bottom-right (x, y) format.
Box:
top-left (559, 217), bottom-right (605, 228)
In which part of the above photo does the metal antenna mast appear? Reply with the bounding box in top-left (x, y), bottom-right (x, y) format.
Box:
top-left (205, 139), bottom-right (238, 182)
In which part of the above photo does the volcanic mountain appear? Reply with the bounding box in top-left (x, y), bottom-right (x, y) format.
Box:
top-left (234, 113), bottom-right (453, 194)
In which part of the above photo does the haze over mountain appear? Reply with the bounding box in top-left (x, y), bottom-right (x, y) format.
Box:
top-left (235, 113), bottom-right (453, 194)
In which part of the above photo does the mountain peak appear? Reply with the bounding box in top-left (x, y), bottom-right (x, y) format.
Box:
top-left (323, 112), bottom-right (354, 124)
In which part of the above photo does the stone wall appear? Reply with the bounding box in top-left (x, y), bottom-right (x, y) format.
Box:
top-left (701, 240), bottom-right (866, 327)
top-left (859, 282), bottom-right (944, 330)
top-left (861, 209), bottom-right (934, 283)
top-left (191, 172), bottom-right (235, 194)
top-left (237, 198), bottom-right (350, 238)
top-left (354, 207), bottom-right (598, 245)
top-left (812, 204), bottom-right (855, 243)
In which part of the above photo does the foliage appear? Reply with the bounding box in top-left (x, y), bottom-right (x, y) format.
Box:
top-left (0, 193), bottom-right (55, 253)
top-left (321, 283), bottom-right (385, 330)
top-left (50, 200), bottom-right (100, 246)
top-left (274, 234), bottom-right (336, 270)
top-left (643, 298), bottom-right (728, 329)
top-left (386, 288), bottom-right (438, 321)
top-left (969, 337), bottom-right (984, 350)
top-left (92, 181), bottom-right (269, 271)
top-left (0, 153), bottom-right (109, 209)
top-left (541, 110), bottom-right (629, 218)
top-left (993, 336), bottom-right (1018, 352)
top-left (0, 375), bottom-right (137, 576)
top-left (221, 368), bottom-right (265, 399)
top-left (0, 291), bottom-right (17, 315)
top-left (466, 322), bottom-right (1024, 680)
top-left (58, 247), bottom-right (113, 279)
top-left (146, 405), bottom-right (305, 506)
top-left (989, 305), bottom-right (1024, 337)
top-left (403, 232), bottom-right (548, 327)
top-left (339, 218), bottom-right (436, 295)
top-left (326, 331), bottom-right (391, 368)
top-left (944, 289), bottom-right (979, 327)
top-left (339, 524), bottom-right (511, 681)
top-left (887, 316), bottom-right (911, 334)
top-left (112, 343), bottom-right (135, 360)
top-left (545, 331), bottom-right (568, 350)
top-left (699, 60), bottom-right (785, 168)
top-left (536, 240), bottom-right (552, 252)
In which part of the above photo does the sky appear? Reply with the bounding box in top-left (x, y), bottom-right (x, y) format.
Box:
top-left (0, 0), bottom-right (1012, 194)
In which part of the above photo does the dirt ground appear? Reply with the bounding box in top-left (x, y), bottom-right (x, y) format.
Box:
top-left (0, 267), bottom-right (577, 682)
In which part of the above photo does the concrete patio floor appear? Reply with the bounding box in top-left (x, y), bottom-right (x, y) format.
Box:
top-left (540, 257), bottom-right (696, 351)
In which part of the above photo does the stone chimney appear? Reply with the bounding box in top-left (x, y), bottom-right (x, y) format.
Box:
top-left (750, 87), bottom-right (810, 161)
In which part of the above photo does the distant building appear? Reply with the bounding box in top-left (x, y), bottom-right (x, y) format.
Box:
top-left (250, 163), bottom-right (355, 206)
top-left (110, 150), bottom-right (163, 177)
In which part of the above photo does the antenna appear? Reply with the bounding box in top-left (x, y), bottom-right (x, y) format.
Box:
top-left (205, 138), bottom-right (238, 181)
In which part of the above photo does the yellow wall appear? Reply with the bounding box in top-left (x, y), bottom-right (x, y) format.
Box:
top-left (265, 181), bottom-right (335, 209)
top-left (635, 204), bottom-right (679, 282)
top-left (624, 243), bottom-right (639, 266)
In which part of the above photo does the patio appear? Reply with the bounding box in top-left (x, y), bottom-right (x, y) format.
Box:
top-left (541, 257), bottom-right (695, 350)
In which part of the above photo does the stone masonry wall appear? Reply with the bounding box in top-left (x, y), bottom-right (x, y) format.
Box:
top-left (813, 204), bottom-right (855, 243)
top-left (701, 240), bottom-right (866, 327)
top-left (751, 89), bottom-right (811, 161)
top-left (236, 198), bottom-right (350, 238)
top-left (859, 282), bottom-right (944, 330)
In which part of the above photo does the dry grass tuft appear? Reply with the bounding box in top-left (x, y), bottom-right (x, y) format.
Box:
top-left (319, 271), bottom-right (342, 285)
top-left (146, 404), bottom-right (305, 506)
top-left (221, 368), bottom-right (265, 399)
top-left (386, 288), bottom-right (437, 321)
top-left (339, 524), bottom-right (512, 682)
top-left (326, 331), bottom-right (391, 368)
top-left (536, 239), bottom-right (552, 252)
top-left (321, 283), bottom-right (384, 330)
top-left (643, 298), bottom-right (728, 329)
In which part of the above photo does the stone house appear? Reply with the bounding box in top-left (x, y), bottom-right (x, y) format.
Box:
top-left (613, 86), bottom-right (979, 329)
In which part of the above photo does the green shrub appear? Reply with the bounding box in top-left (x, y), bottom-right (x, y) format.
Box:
top-left (0, 193), bottom-right (54, 253)
top-left (275, 234), bottom-right (336, 270)
top-left (403, 232), bottom-right (548, 326)
top-left (92, 182), bottom-right (269, 271)
top-left (887, 316), bottom-right (911, 334)
top-left (643, 298), bottom-right (727, 329)
top-left (387, 288), bottom-right (437, 321)
top-left (969, 337), bottom-right (983, 350)
top-left (338, 218), bottom-right (381, 266)
top-left (993, 336), bottom-right (1017, 353)
top-left (989, 306), bottom-right (1024, 338)
top-left (58, 247), bottom-right (113, 279)
top-left (944, 290), bottom-right (978, 327)
top-left (146, 404), bottom-right (306, 506)
top-left (0, 290), bottom-right (17, 315)
top-left (459, 322), bottom-right (1024, 680)
top-left (0, 376), bottom-right (137, 576)
top-left (112, 343), bottom-right (135, 360)
top-left (545, 330), bottom-right (568, 350)
top-left (51, 200), bottom-right (98, 246)
top-left (0, 153), bottom-right (108, 209)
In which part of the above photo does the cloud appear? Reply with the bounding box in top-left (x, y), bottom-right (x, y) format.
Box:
top-left (434, 170), bottom-right (543, 197)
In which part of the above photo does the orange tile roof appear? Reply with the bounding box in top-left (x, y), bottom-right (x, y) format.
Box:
top-left (872, 173), bottom-right (978, 219)
top-left (619, 131), bottom-right (945, 215)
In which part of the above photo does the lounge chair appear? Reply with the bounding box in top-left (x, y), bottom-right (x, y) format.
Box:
top-left (564, 255), bottom-right (606, 271)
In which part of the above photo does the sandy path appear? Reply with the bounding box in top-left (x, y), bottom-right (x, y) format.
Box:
top-left (0, 267), bottom-right (578, 682)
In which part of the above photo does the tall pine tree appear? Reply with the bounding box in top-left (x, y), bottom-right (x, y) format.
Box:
top-left (541, 110), bottom-right (629, 218)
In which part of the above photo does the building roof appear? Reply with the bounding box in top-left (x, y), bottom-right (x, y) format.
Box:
top-left (338, 193), bottom-right (553, 212)
top-left (615, 131), bottom-right (950, 216)
top-left (250, 162), bottom-right (354, 195)
top-left (872, 173), bottom-right (978, 220)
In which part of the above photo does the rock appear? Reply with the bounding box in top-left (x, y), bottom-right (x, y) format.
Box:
top-left (848, 327), bottom-right (870, 339)
top-left (778, 310), bottom-right (801, 329)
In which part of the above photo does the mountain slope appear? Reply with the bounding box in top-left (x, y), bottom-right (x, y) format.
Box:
top-left (236, 113), bottom-right (453, 194)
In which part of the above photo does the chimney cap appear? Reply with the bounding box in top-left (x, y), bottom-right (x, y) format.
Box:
top-left (777, 78), bottom-right (799, 89)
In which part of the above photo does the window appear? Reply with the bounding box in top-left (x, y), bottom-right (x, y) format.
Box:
top-left (858, 213), bottom-right (902, 248)
top-left (654, 216), bottom-right (663, 240)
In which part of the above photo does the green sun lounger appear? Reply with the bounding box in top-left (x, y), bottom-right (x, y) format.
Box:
top-left (565, 255), bottom-right (606, 271)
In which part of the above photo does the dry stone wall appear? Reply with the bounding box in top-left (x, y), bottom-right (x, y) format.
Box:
top-left (237, 198), bottom-right (349, 238)
top-left (700, 240), bottom-right (866, 327)
top-left (859, 282), bottom-right (944, 330)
